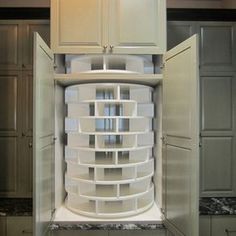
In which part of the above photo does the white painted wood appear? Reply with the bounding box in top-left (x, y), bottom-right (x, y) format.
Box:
top-left (55, 73), bottom-right (163, 87)
top-left (163, 35), bottom-right (199, 236)
top-left (51, 0), bottom-right (166, 54)
top-left (7, 217), bottom-right (33, 236)
top-left (109, 0), bottom-right (166, 54)
top-left (51, 0), bottom-right (105, 54)
top-left (33, 33), bottom-right (54, 236)
top-left (53, 203), bottom-right (162, 223)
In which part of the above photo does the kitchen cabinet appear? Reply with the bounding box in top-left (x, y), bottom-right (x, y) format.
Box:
top-left (22, 21), bottom-right (50, 70)
top-left (33, 31), bottom-right (199, 235)
top-left (199, 216), bottom-right (236, 236)
top-left (167, 21), bottom-right (236, 198)
top-left (0, 71), bottom-right (21, 197)
top-left (211, 216), bottom-right (236, 236)
top-left (0, 20), bottom-right (49, 198)
top-left (7, 217), bottom-right (33, 236)
top-left (0, 217), bottom-right (6, 236)
top-left (0, 216), bottom-right (32, 236)
top-left (0, 20), bottom-right (49, 71)
top-left (51, 0), bottom-right (166, 54)
top-left (199, 216), bottom-right (211, 236)
top-left (0, 21), bottom-right (22, 71)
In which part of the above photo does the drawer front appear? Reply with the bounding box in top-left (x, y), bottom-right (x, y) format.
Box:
top-left (212, 216), bottom-right (236, 236)
top-left (7, 217), bottom-right (32, 236)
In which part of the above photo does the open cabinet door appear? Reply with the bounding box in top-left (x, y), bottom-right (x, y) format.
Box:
top-left (162, 35), bottom-right (199, 236)
top-left (33, 33), bottom-right (55, 236)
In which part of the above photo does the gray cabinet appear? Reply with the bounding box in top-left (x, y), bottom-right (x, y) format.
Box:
top-left (168, 21), bottom-right (236, 197)
top-left (199, 216), bottom-right (236, 236)
top-left (199, 23), bottom-right (236, 72)
top-left (0, 21), bottom-right (22, 71)
top-left (0, 20), bottom-right (49, 198)
top-left (199, 216), bottom-right (211, 236)
top-left (0, 72), bottom-right (21, 197)
top-left (7, 217), bottom-right (33, 236)
top-left (0, 217), bottom-right (6, 236)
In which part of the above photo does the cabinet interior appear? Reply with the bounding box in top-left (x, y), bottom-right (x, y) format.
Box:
top-left (53, 55), bottom-right (163, 221)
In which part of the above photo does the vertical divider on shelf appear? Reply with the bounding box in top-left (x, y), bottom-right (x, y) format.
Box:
top-left (116, 85), bottom-right (120, 100)
top-left (115, 118), bottom-right (119, 133)
top-left (115, 151), bottom-right (118, 165)
top-left (94, 101), bottom-right (98, 117)
top-left (95, 200), bottom-right (99, 215)
top-left (117, 184), bottom-right (120, 199)
top-left (134, 197), bottom-right (138, 212)
top-left (94, 167), bottom-right (97, 183)
top-left (134, 165), bottom-right (138, 181)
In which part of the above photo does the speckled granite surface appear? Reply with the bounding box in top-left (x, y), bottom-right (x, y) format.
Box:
top-left (50, 223), bottom-right (165, 231)
top-left (0, 198), bottom-right (32, 216)
top-left (200, 197), bottom-right (236, 215)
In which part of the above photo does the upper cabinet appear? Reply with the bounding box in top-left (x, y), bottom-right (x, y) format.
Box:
top-left (51, 0), bottom-right (166, 54)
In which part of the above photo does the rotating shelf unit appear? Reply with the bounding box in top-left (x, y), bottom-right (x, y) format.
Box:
top-left (65, 83), bottom-right (154, 218)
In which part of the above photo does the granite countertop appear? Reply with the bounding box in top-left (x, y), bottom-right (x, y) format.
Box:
top-left (200, 197), bottom-right (236, 215)
top-left (50, 223), bottom-right (165, 231)
top-left (0, 198), bottom-right (32, 217)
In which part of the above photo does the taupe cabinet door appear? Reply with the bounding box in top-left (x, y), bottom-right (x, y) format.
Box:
top-left (22, 21), bottom-right (50, 70)
top-left (33, 33), bottom-right (54, 236)
top-left (168, 21), bottom-right (236, 198)
top-left (163, 35), bottom-right (199, 236)
top-left (0, 72), bottom-right (21, 197)
top-left (0, 21), bottom-right (22, 70)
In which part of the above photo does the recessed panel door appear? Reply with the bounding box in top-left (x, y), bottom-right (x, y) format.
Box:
top-left (33, 33), bottom-right (54, 236)
top-left (163, 35), bottom-right (199, 236)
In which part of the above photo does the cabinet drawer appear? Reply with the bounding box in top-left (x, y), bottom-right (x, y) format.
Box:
top-left (7, 217), bottom-right (32, 236)
top-left (212, 216), bottom-right (236, 236)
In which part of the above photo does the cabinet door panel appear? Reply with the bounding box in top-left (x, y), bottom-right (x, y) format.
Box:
top-left (22, 72), bottom-right (33, 137)
top-left (163, 35), bottom-right (199, 236)
top-left (201, 76), bottom-right (232, 131)
top-left (0, 73), bottom-right (20, 136)
top-left (167, 21), bottom-right (196, 50)
top-left (201, 137), bottom-right (235, 195)
top-left (0, 22), bottom-right (22, 70)
top-left (23, 21), bottom-right (50, 70)
top-left (0, 137), bottom-right (17, 195)
top-left (33, 33), bottom-right (54, 236)
top-left (200, 23), bottom-right (236, 71)
top-left (109, 0), bottom-right (166, 54)
top-left (51, 0), bottom-right (104, 53)
top-left (211, 216), bottom-right (236, 236)
top-left (199, 216), bottom-right (211, 236)
top-left (7, 217), bottom-right (32, 236)
top-left (0, 217), bottom-right (6, 236)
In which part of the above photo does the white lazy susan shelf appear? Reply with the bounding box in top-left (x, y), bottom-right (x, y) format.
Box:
top-left (65, 83), bottom-right (155, 218)
top-left (55, 72), bottom-right (162, 87)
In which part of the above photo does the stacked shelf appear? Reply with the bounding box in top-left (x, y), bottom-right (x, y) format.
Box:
top-left (65, 83), bottom-right (155, 218)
